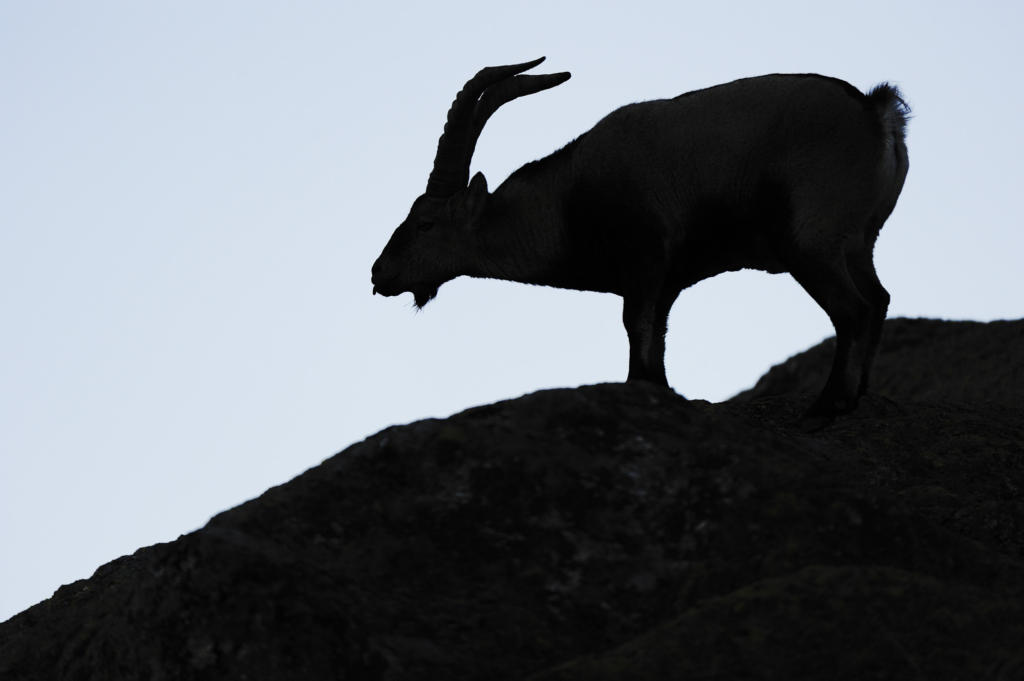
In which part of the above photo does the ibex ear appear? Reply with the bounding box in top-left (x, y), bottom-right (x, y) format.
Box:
top-left (463, 172), bottom-right (489, 225)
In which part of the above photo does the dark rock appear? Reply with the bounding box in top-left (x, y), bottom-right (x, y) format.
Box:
top-left (731, 317), bottom-right (1024, 408)
top-left (2, 318), bottom-right (1023, 680)
top-left (529, 564), bottom-right (1023, 681)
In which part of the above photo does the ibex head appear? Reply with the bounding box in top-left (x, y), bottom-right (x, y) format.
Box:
top-left (371, 58), bottom-right (570, 308)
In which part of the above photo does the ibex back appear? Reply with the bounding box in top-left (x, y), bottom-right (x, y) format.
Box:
top-left (371, 58), bottom-right (910, 431)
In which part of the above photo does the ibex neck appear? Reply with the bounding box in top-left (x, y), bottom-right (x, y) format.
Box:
top-left (469, 173), bottom-right (566, 286)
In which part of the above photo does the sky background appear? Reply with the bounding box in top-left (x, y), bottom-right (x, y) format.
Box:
top-left (2, 2), bottom-right (1022, 622)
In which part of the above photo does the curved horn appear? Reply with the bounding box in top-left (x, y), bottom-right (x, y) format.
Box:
top-left (425, 57), bottom-right (571, 198)
top-left (467, 72), bottom-right (572, 166)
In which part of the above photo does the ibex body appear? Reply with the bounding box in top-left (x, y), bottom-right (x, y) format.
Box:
top-left (371, 58), bottom-right (910, 430)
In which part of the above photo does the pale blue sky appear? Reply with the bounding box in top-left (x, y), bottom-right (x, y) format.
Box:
top-left (2, 2), bottom-right (1022, 621)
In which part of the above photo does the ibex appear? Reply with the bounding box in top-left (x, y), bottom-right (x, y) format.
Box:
top-left (371, 58), bottom-right (909, 431)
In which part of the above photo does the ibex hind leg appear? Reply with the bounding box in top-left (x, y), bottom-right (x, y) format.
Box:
top-left (845, 244), bottom-right (890, 395)
top-left (787, 250), bottom-right (874, 431)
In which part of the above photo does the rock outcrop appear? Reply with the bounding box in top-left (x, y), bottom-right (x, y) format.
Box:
top-left (2, 317), bottom-right (1022, 680)
top-left (732, 316), bottom-right (1024, 408)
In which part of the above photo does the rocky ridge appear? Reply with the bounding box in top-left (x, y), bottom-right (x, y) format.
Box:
top-left (1, 317), bottom-right (1022, 680)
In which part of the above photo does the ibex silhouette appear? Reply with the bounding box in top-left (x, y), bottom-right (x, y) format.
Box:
top-left (372, 58), bottom-right (909, 431)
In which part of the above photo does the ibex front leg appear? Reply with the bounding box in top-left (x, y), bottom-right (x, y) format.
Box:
top-left (622, 288), bottom-right (675, 388)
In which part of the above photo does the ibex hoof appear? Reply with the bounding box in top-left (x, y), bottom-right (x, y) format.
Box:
top-left (800, 394), bottom-right (858, 432)
top-left (800, 413), bottom-right (835, 433)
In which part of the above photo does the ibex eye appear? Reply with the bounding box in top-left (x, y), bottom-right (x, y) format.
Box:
top-left (417, 221), bottom-right (434, 232)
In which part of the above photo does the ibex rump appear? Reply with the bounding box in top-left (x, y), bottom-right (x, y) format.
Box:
top-left (371, 58), bottom-right (910, 431)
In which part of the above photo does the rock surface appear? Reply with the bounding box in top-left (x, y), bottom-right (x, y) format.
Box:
top-left (731, 316), bottom-right (1024, 408)
top-left (2, 317), bottom-right (1023, 680)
